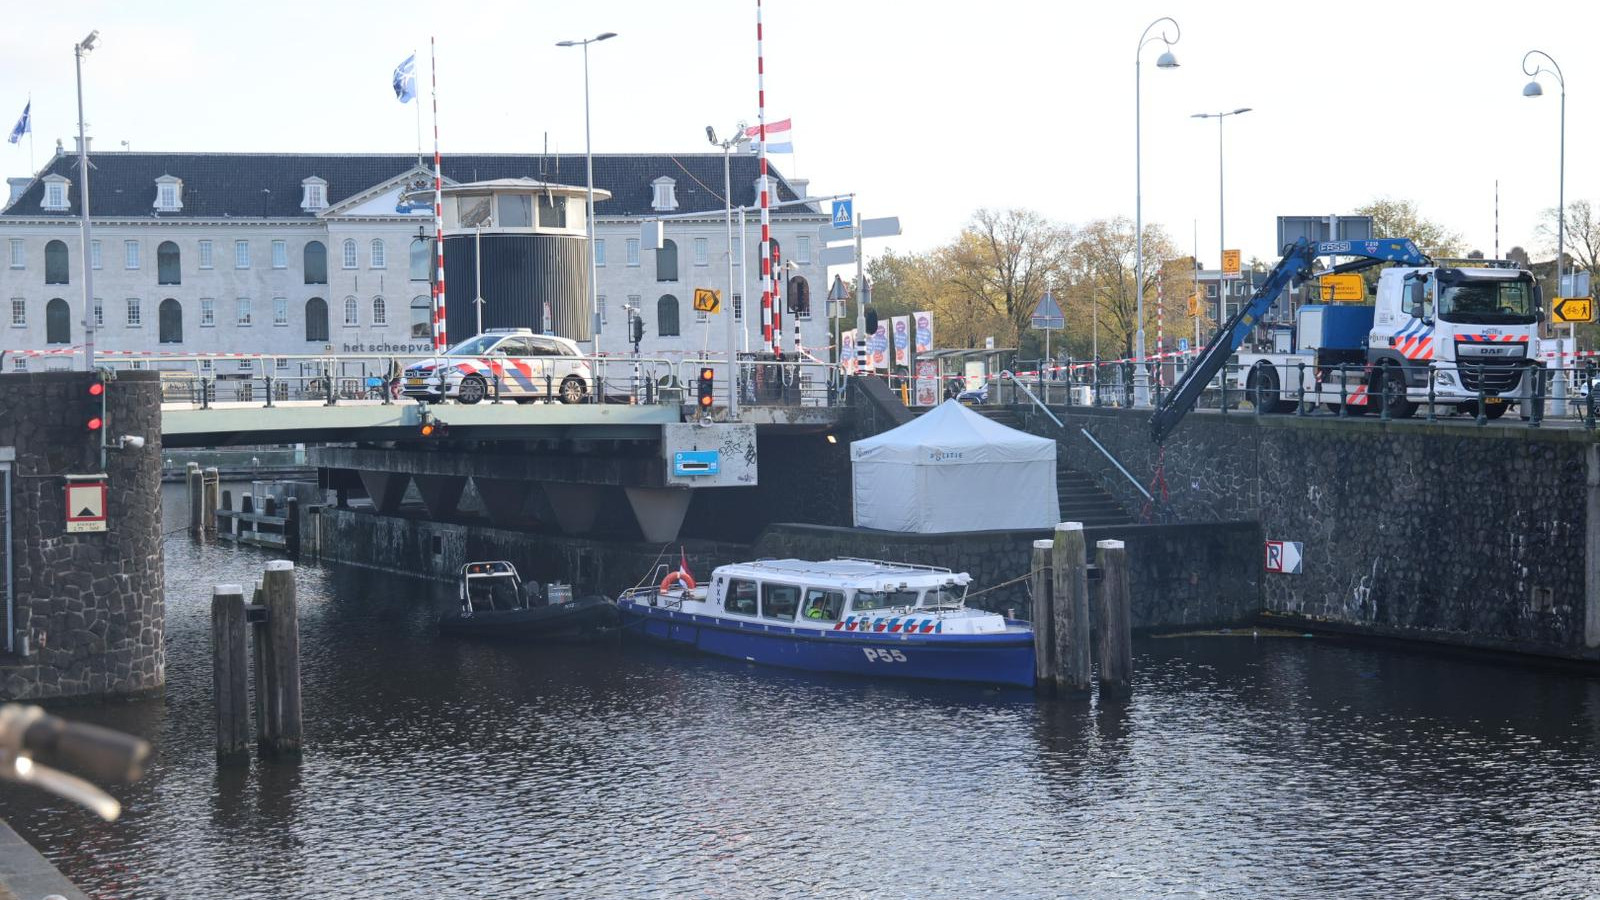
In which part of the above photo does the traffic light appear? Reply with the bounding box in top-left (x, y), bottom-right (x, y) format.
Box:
top-left (85, 377), bottom-right (105, 433)
top-left (630, 314), bottom-right (645, 345)
top-left (419, 416), bottom-right (450, 438)
top-left (697, 367), bottom-right (715, 409)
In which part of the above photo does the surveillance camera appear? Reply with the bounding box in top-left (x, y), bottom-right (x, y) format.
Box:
top-left (119, 435), bottom-right (145, 449)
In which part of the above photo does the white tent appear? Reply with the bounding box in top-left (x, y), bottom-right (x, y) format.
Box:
top-left (850, 399), bottom-right (1058, 532)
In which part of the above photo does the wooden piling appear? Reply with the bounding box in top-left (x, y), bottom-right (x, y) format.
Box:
top-left (187, 463), bottom-right (203, 538)
top-left (250, 583), bottom-right (272, 751)
top-left (1051, 522), bottom-right (1093, 692)
top-left (221, 489), bottom-right (236, 539)
top-left (211, 584), bottom-right (250, 762)
top-left (203, 467), bottom-right (220, 538)
top-left (261, 561), bottom-right (303, 756)
top-left (1095, 539), bottom-right (1133, 696)
top-left (1030, 539), bottom-right (1055, 692)
top-left (285, 497), bottom-right (301, 560)
top-left (240, 494), bottom-right (255, 543)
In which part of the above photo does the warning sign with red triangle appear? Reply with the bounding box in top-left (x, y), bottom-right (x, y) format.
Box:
top-left (66, 479), bottom-right (108, 533)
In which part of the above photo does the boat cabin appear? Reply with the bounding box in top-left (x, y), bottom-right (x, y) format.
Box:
top-left (704, 558), bottom-right (972, 624)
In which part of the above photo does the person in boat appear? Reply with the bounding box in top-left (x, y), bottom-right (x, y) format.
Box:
top-left (804, 591), bottom-right (838, 622)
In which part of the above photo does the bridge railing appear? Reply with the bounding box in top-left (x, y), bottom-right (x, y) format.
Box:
top-left (677, 357), bottom-right (845, 410)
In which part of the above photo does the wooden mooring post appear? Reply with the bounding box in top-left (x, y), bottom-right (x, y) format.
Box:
top-left (1050, 522), bottom-right (1093, 693)
top-left (261, 561), bottom-right (303, 756)
top-left (213, 561), bottom-right (304, 761)
top-left (1030, 539), bottom-right (1055, 693)
top-left (1095, 539), bottom-right (1133, 696)
top-left (210, 584), bottom-right (250, 762)
top-left (187, 462), bottom-right (203, 538)
top-left (202, 467), bottom-right (220, 538)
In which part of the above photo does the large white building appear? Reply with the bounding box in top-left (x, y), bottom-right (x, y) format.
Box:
top-left (0, 149), bottom-right (831, 370)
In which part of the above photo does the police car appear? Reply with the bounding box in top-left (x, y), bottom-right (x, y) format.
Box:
top-left (401, 329), bottom-right (592, 404)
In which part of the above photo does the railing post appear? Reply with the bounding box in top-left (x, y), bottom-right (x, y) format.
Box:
top-left (1530, 363), bottom-right (1545, 428)
top-left (1338, 364), bottom-right (1349, 417)
top-left (1379, 365), bottom-right (1392, 422)
top-left (1475, 363), bottom-right (1488, 426)
top-left (1296, 361), bottom-right (1307, 416)
top-left (1426, 364), bottom-right (1437, 423)
top-left (1220, 362), bottom-right (1229, 415)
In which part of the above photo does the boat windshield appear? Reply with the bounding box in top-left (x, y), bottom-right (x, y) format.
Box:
top-left (920, 586), bottom-right (966, 609)
top-left (852, 589), bottom-right (920, 613)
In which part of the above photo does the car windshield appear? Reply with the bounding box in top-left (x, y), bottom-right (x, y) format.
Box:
top-left (443, 335), bottom-right (500, 356)
top-left (1436, 277), bottom-right (1537, 325)
top-left (852, 589), bottom-right (920, 613)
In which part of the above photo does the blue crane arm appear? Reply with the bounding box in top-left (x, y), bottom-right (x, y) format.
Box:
top-left (1148, 237), bottom-right (1429, 443)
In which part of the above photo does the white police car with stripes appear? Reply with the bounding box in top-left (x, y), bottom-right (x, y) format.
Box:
top-left (402, 329), bottom-right (591, 404)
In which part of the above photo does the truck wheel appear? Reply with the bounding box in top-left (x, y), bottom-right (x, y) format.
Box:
top-left (1375, 362), bottom-right (1417, 419)
top-left (457, 375), bottom-right (487, 405)
top-left (1247, 364), bottom-right (1291, 414)
top-left (1480, 401), bottom-right (1508, 420)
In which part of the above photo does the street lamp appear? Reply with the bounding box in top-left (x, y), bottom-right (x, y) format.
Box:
top-left (1191, 107), bottom-right (1251, 326)
top-left (708, 123), bottom-right (750, 418)
top-left (1522, 50), bottom-right (1567, 359)
top-left (74, 29), bottom-right (99, 373)
top-left (1134, 16), bottom-right (1180, 407)
top-left (556, 31), bottom-right (616, 361)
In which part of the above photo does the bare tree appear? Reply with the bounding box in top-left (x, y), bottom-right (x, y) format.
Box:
top-left (1067, 217), bottom-right (1179, 359)
top-left (944, 208), bottom-right (1070, 349)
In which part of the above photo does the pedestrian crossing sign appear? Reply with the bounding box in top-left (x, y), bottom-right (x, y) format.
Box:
top-left (832, 198), bottom-right (853, 230)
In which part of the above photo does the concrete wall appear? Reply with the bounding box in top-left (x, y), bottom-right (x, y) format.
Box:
top-left (1042, 406), bottom-right (1599, 658)
top-left (0, 371), bottom-right (165, 700)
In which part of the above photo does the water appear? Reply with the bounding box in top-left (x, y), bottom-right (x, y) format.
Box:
top-left (3, 484), bottom-right (1600, 898)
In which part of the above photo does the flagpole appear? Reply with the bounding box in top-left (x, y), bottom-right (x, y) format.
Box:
top-left (430, 37), bottom-right (447, 353)
top-left (27, 95), bottom-right (34, 174)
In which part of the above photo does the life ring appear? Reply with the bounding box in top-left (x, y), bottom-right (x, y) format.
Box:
top-left (660, 571), bottom-right (696, 593)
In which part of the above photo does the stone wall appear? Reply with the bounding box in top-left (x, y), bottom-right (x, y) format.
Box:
top-left (1037, 406), bottom-right (1599, 658)
top-left (0, 371), bottom-right (165, 700)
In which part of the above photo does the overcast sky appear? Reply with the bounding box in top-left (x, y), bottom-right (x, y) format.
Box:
top-left (4, 0), bottom-right (1595, 268)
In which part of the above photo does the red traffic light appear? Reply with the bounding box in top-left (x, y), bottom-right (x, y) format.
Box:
top-left (86, 416), bottom-right (103, 432)
top-left (87, 381), bottom-right (104, 397)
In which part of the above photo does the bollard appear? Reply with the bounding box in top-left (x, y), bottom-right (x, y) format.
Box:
top-left (1030, 539), bottom-right (1055, 692)
top-left (211, 585), bottom-right (250, 763)
top-left (1050, 522), bottom-right (1092, 693)
top-left (1095, 540), bottom-right (1133, 696)
top-left (203, 467), bottom-right (220, 538)
top-left (188, 463), bottom-right (203, 539)
top-left (260, 561), bottom-right (303, 757)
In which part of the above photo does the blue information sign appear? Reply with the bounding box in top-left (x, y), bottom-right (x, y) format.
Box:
top-left (832, 198), bottom-right (854, 230)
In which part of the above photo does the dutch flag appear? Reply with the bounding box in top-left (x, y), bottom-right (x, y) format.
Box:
top-left (743, 119), bottom-right (793, 154)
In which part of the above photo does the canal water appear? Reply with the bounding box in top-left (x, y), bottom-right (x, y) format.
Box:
top-left (2, 484), bottom-right (1600, 898)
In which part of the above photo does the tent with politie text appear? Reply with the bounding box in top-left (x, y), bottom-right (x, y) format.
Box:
top-left (850, 399), bottom-right (1058, 533)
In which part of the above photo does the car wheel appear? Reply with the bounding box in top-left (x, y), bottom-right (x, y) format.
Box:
top-left (559, 375), bottom-right (586, 404)
top-left (457, 375), bottom-right (487, 405)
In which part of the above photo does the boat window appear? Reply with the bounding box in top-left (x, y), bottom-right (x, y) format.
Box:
top-left (921, 586), bottom-right (965, 608)
top-left (725, 579), bottom-right (758, 616)
top-left (852, 589), bottom-right (920, 613)
top-left (802, 589), bottom-right (844, 622)
top-left (761, 583), bottom-right (801, 621)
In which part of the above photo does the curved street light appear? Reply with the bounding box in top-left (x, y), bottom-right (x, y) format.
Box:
top-left (1522, 49), bottom-right (1567, 406)
top-left (1191, 107), bottom-right (1252, 324)
top-left (557, 32), bottom-right (617, 363)
top-left (1134, 17), bottom-right (1180, 407)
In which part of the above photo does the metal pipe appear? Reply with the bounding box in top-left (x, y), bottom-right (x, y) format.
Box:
top-left (1079, 428), bottom-right (1154, 503)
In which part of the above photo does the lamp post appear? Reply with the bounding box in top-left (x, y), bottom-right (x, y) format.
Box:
top-left (709, 124), bottom-right (750, 418)
top-left (74, 29), bottom-right (99, 373)
top-left (1191, 107), bottom-right (1251, 326)
top-left (556, 31), bottom-right (616, 361)
top-left (1522, 50), bottom-right (1568, 381)
top-left (1134, 17), bottom-right (1180, 408)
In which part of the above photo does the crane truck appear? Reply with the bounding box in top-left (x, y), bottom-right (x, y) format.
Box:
top-left (1151, 238), bottom-right (1541, 443)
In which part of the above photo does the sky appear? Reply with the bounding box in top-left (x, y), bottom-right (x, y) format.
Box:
top-left (3, 0), bottom-right (1596, 270)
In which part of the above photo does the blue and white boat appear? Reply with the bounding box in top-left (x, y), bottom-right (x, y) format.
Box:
top-left (617, 558), bottom-right (1035, 688)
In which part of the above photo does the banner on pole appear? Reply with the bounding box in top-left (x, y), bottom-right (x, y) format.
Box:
top-left (914, 310), bottom-right (934, 353)
top-left (891, 316), bottom-right (911, 367)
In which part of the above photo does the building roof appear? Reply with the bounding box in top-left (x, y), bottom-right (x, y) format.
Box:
top-left (1, 151), bottom-right (807, 220)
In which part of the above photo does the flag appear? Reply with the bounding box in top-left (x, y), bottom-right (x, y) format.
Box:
top-left (392, 54), bottom-right (416, 103)
top-left (677, 547), bottom-right (694, 582)
top-left (743, 118), bottom-right (793, 154)
top-left (7, 102), bottom-right (29, 145)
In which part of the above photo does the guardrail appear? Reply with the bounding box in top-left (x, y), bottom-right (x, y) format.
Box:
top-left (678, 357), bottom-right (845, 409)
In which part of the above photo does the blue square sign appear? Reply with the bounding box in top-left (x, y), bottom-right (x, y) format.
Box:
top-left (673, 450), bottom-right (721, 477)
top-left (832, 198), bottom-right (853, 230)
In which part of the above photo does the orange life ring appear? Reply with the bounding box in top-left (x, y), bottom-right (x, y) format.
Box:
top-left (660, 571), bottom-right (696, 593)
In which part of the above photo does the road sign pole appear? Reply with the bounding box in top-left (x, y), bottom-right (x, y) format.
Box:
top-left (855, 208), bottom-right (867, 374)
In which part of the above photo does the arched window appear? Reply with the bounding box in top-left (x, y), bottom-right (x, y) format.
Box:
top-left (44, 240), bottom-right (69, 285)
top-left (371, 239), bottom-right (386, 269)
top-left (372, 296), bottom-right (387, 325)
top-left (304, 241), bottom-right (328, 284)
top-left (657, 294), bottom-right (680, 337)
top-left (410, 238), bottom-right (431, 282)
top-left (656, 239), bottom-right (678, 282)
top-left (157, 240), bottom-right (181, 285)
top-left (342, 239), bottom-right (358, 269)
top-left (158, 298), bottom-right (184, 344)
top-left (344, 296), bottom-right (359, 326)
top-left (787, 275), bottom-right (811, 319)
top-left (305, 297), bottom-right (329, 342)
top-left (411, 295), bottom-right (431, 339)
top-left (45, 298), bottom-right (70, 345)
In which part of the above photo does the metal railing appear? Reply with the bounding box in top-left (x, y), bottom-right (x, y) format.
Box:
top-left (678, 357), bottom-right (846, 409)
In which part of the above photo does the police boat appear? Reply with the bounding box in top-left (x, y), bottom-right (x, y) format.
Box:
top-left (441, 561), bottom-right (619, 641)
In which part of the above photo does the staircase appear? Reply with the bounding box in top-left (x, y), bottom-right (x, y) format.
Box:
top-left (977, 406), bottom-right (1134, 526)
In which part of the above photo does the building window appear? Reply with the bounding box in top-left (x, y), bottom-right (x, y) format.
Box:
top-left (732, 235), bottom-right (742, 267)
top-left (157, 241), bottom-right (181, 285)
top-left (200, 358), bottom-right (213, 372)
top-left (273, 297), bottom-right (288, 326)
top-left (301, 177), bottom-right (327, 211)
top-left (788, 276), bottom-right (811, 320)
top-left (43, 180), bottom-right (68, 211)
top-left (410, 238), bottom-right (431, 282)
top-left (125, 241), bottom-right (140, 270)
top-left (343, 296), bottom-right (359, 326)
top-left (733, 293), bottom-right (743, 321)
top-left (694, 238), bottom-right (709, 267)
top-left (650, 176), bottom-right (678, 212)
top-left (237, 298), bottom-right (252, 326)
top-left (9, 298), bottom-right (24, 326)
top-left (271, 240), bottom-right (287, 269)
top-left (597, 295), bottom-right (607, 326)
top-left (91, 240), bottom-right (102, 270)
top-left (411, 295), bottom-right (431, 339)
top-left (305, 297), bottom-right (329, 342)
top-left (371, 240), bottom-right (386, 269)
top-left (304, 242), bottom-right (328, 284)
top-left (45, 240), bottom-right (69, 285)
top-left (195, 240), bottom-right (211, 269)
top-left (626, 238), bottom-right (640, 267)
top-left (235, 240), bottom-right (251, 269)
top-left (12, 358), bottom-right (24, 372)
top-left (45, 299), bottom-right (70, 344)
top-left (154, 178), bottom-right (182, 212)
top-left (492, 194), bottom-right (528, 228)
top-left (537, 194), bottom-right (565, 228)
top-left (8, 239), bottom-right (22, 269)
top-left (594, 239), bottom-right (606, 267)
top-left (200, 298), bottom-right (215, 327)
top-left (1206, 283), bottom-right (1217, 299)
top-left (342, 239), bottom-right (358, 269)
top-left (372, 297), bottom-right (387, 325)
top-left (657, 294), bottom-right (680, 337)
top-left (797, 235), bottom-right (811, 264)
top-left (93, 298), bottom-right (102, 327)
top-left (276, 357), bottom-right (289, 370)
top-left (126, 298), bottom-right (142, 327)
top-left (657, 239), bottom-right (679, 282)
top-left (158, 299), bottom-right (183, 344)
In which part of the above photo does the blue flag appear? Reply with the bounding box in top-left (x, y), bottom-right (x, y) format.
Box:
top-left (7, 102), bottom-right (29, 145)
top-left (392, 54), bottom-right (416, 103)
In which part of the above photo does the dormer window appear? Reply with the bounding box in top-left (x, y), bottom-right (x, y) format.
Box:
top-left (154, 175), bottom-right (183, 212)
top-left (301, 176), bottom-right (328, 212)
top-left (651, 176), bottom-right (678, 212)
top-left (41, 175), bottom-right (69, 212)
